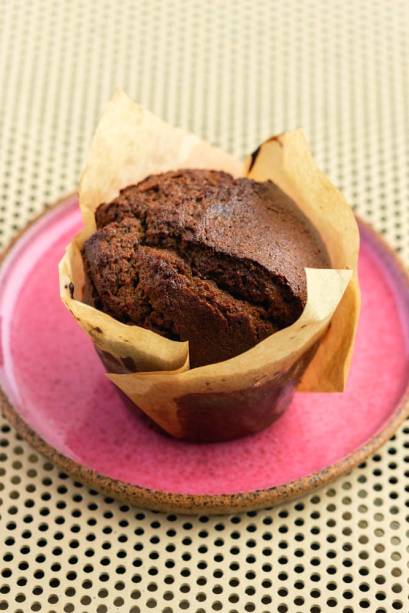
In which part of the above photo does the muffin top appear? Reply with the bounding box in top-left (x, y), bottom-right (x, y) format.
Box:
top-left (83, 169), bottom-right (330, 367)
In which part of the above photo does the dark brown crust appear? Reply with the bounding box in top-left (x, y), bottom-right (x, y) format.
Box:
top-left (84, 170), bottom-right (330, 367)
top-left (0, 195), bottom-right (409, 514)
top-left (83, 222), bottom-right (278, 366)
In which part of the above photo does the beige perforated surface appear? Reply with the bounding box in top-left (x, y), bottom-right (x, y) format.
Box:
top-left (1, 1), bottom-right (409, 611)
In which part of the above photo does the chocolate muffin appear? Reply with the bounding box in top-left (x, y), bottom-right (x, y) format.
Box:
top-left (82, 169), bottom-right (330, 367)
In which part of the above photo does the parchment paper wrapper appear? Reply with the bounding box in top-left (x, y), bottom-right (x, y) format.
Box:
top-left (59, 91), bottom-right (360, 442)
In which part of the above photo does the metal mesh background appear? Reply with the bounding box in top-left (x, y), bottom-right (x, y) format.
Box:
top-left (0, 1), bottom-right (409, 611)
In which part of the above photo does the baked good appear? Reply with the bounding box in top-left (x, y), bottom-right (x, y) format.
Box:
top-left (82, 169), bottom-right (330, 367)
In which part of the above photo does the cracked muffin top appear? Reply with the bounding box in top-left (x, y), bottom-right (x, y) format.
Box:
top-left (82, 169), bottom-right (330, 367)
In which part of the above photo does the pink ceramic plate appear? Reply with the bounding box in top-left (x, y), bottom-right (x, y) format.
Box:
top-left (0, 196), bottom-right (409, 514)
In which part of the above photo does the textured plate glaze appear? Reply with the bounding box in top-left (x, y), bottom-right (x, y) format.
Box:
top-left (0, 196), bottom-right (408, 514)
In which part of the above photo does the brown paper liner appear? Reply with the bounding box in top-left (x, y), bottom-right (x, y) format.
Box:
top-left (244, 132), bottom-right (360, 391)
top-left (59, 91), bottom-right (359, 441)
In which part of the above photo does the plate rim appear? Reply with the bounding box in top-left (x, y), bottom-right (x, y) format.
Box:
top-left (1, 194), bottom-right (409, 515)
